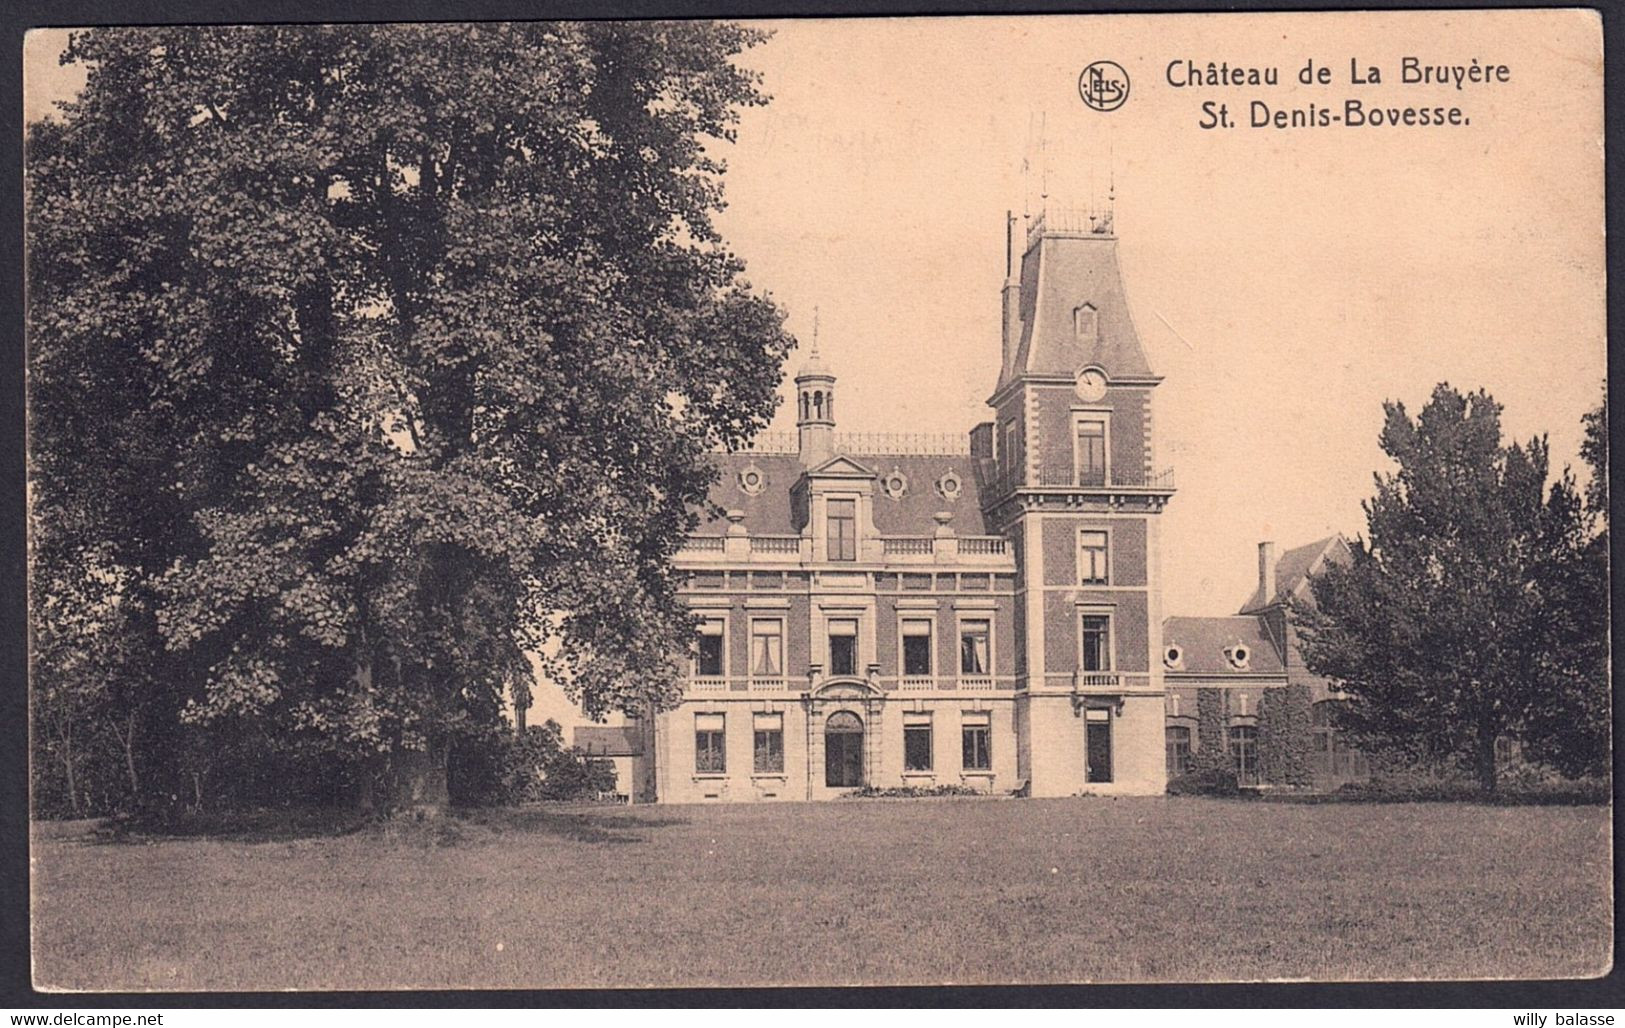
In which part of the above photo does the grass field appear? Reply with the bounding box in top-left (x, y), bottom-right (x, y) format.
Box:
top-left (31, 797), bottom-right (1612, 990)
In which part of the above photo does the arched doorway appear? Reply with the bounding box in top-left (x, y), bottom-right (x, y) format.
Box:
top-left (825, 711), bottom-right (864, 788)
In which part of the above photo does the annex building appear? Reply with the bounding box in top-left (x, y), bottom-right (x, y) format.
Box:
top-left (587, 210), bottom-right (1363, 803)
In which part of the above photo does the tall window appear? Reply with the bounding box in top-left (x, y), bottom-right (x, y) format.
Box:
top-left (1002, 420), bottom-right (1018, 473)
top-left (695, 618), bottom-right (725, 677)
top-left (1229, 724), bottom-right (1258, 786)
top-left (1085, 708), bottom-right (1113, 783)
top-left (903, 712), bottom-right (933, 772)
top-left (959, 619), bottom-right (991, 676)
top-left (750, 619), bottom-right (783, 680)
top-left (695, 713), bottom-right (726, 774)
top-left (827, 498), bottom-right (857, 561)
top-left (1078, 530), bottom-right (1109, 585)
top-left (1080, 614), bottom-right (1112, 672)
top-left (962, 712), bottom-right (992, 771)
top-left (827, 618), bottom-right (858, 676)
top-left (1166, 725), bottom-right (1192, 777)
top-left (753, 713), bottom-right (784, 774)
top-left (902, 619), bottom-right (933, 677)
top-left (1075, 418), bottom-right (1106, 486)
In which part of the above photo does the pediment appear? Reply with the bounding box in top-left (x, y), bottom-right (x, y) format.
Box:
top-left (811, 676), bottom-right (883, 699)
top-left (806, 455), bottom-right (876, 478)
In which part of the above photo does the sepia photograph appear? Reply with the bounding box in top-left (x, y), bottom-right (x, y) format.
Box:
top-left (20, 8), bottom-right (1612, 994)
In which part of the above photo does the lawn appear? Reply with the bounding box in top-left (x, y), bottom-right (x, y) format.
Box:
top-left (31, 796), bottom-right (1613, 990)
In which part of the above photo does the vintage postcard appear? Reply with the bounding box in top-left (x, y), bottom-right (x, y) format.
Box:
top-left (23, 9), bottom-right (1609, 992)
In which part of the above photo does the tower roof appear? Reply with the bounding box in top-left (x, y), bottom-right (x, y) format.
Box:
top-left (997, 210), bottom-right (1155, 392)
top-left (1238, 535), bottom-right (1350, 614)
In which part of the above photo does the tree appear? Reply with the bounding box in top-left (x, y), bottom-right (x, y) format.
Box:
top-left (28, 24), bottom-right (793, 811)
top-left (1295, 384), bottom-right (1606, 791)
top-left (1517, 398), bottom-right (1610, 778)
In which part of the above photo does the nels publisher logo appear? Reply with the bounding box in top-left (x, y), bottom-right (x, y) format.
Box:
top-left (1078, 60), bottom-right (1130, 112)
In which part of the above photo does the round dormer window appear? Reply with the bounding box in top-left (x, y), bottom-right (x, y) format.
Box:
top-left (936, 470), bottom-right (964, 501)
top-left (882, 470), bottom-right (909, 500)
top-left (1163, 645), bottom-right (1183, 669)
top-left (1227, 645), bottom-right (1251, 670)
top-left (738, 464), bottom-right (767, 496)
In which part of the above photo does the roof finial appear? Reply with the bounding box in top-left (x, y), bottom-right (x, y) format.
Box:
top-left (1039, 110), bottom-right (1049, 216)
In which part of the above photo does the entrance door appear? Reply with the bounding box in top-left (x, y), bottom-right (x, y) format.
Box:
top-left (1085, 709), bottom-right (1113, 783)
top-left (825, 712), bottom-right (864, 788)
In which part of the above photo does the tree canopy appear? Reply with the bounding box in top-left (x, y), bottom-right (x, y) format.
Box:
top-left (28, 23), bottom-right (793, 812)
top-left (1295, 384), bottom-right (1609, 789)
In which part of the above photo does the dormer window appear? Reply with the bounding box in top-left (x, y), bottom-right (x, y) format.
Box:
top-left (1074, 303), bottom-right (1098, 341)
top-left (1226, 645), bottom-right (1251, 670)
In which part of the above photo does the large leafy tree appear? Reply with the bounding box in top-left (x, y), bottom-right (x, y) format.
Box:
top-left (1295, 385), bottom-right (1607, 791)
top-left (28, 24), bottom-right (792, 809)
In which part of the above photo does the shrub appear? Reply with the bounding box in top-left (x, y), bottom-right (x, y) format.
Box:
top-left (843, 784), bottom-right (981, 799)
top-left (448, 720), bottom-right (617, 806)
top-left (1166, 766), bottom-right (1241, 797)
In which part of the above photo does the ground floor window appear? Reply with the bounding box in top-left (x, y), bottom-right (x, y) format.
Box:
top-left (904, 712), bottom-right (933, 771)
top-left (753, 712), bottom-right (784, 774)
top-left (1229, 724), bottom-right (1258, 786)
top-left (1165, 725), bottom-right (1192, 777)
top-left (961, 712), bottom-right (992, 771)
top-left (1085, 708), bottom-right (1113, 783)
top-left (695, 713), bottom-right (726, 774)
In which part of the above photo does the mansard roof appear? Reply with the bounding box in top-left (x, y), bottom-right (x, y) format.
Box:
top-left (697, 450), bottom-right (996, 537)
top-left (1000, 218), bottom-right (1156, 392)
top-left (1238, 535), bottom-right (1350, 614)
top-left (1162, 615), bottom-right (1286, 676)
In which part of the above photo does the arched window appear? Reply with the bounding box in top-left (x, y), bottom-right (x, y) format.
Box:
top-left (813, 391), bottom-right (824, 420)
top-left (800, 393), bottom-right (810, 420)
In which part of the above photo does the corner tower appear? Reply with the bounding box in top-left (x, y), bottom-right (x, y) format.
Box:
top-left (984, 207), bottom-right (1175, 797)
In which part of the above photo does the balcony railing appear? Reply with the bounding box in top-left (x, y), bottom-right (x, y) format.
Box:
top-left (882, 537), bottom-right (934, 556)
top-left (958, 675), bottom-right (995, 689)
top-left (958, 536), bottom-right (1006, 556)
top-left (690, 676), bottom-right (728, 691)
top-left (1022, 466), bottom-right (1177, 490)
top-left (1073, 671), bottom-right (1122, 689)
top-left (750, 535), bottom-right (801, 554)
top-left (899, 676), bottom-right (935, 691)
top-left (679, 532), bottom-right (1013, 565)
top-left (749, 678), bottom-right (790, 692)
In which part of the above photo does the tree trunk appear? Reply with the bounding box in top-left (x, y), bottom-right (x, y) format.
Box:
top-left (385, 745), bottom-right (449, 814)
top-left (117, 711), bottom-right (141, 807)
top-left (63, 742), bottom-right (80, 818)
top-left (1474, 724), bottom-right (1498, 793)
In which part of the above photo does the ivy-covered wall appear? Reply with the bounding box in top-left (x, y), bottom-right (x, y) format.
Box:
top-left (1192, 688), bottom-right (1230, 773)
top-left (1258, 683), bottom-right (1314, 787)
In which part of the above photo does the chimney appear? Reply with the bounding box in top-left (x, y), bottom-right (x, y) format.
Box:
top-left (1001, 211), bottom-right (1023, 376)
top-left (1257, 541), bottom-right (1277, 607)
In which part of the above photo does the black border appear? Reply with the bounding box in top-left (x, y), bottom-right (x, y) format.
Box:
top-left (3, 0), bottom-right (1622, 1010)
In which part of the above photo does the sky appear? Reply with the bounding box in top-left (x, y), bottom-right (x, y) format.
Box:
top-left (25, 13), bottom-right (1606, 727)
